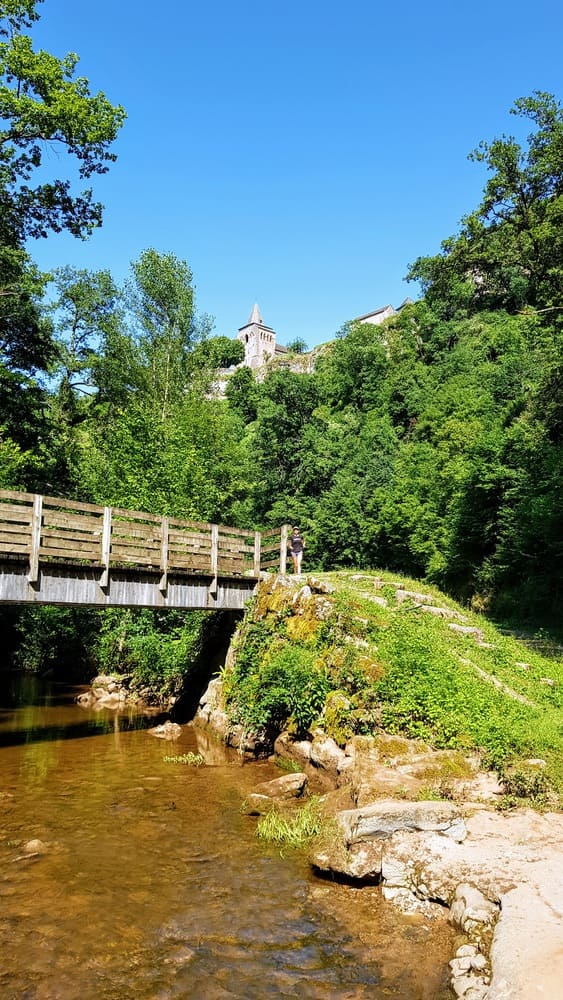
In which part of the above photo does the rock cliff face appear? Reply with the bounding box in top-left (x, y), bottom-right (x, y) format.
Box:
top-left (194, 573), bottom-right (563, 1000)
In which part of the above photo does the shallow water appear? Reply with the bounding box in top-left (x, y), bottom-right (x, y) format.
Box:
top-left (0, 673), bottom-right (454, 999)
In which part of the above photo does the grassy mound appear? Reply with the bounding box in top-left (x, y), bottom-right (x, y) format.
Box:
top-left (223, 570), bottom-right (563, 804)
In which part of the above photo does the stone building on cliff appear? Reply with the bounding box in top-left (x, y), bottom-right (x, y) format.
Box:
top-left (236, 303), bottom-right (287, 370)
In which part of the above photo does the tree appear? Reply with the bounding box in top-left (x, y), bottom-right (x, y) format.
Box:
top-left (286, 337), bottom-right (308, 354)
top-left (0, 0), bottom-right (125, 488)
top-left (0, 1), bottom-right (126, 242)
top-left (192, 335), bottom-right (244, 370)
top-left (49, 266), bottom-right (121, 398)
top-left (126, 249), bottom-right (209, 418)
top-left (408, 93), bottom-right (563, 317)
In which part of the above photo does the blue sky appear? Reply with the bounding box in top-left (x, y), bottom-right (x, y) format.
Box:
top-left (30, 0), bottom-right (563, 348)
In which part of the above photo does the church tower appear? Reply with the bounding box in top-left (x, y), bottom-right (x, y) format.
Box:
top-left (237, 303), bottom-right (277, 369)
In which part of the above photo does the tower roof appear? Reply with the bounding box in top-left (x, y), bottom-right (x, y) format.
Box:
top-left (247, 302), bottom-right (263, 325)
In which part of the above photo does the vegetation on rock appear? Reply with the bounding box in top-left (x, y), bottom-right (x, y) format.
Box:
top-left (223, 573), bottom-right (563, 805)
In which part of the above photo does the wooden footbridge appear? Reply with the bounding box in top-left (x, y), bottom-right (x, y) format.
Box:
top-left (0, 491), bottom-right (289, 611)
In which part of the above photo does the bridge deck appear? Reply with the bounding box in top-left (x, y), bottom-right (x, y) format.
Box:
top-left (0, 491), bottom-right (288, 610)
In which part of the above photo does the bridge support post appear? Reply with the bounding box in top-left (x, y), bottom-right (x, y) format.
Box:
top-left (208, 523), bottom-right (219, 596)
top-left (100, 506), bottom-right (112, 590)
top-left (159, 516), bottom-right (169, 593)
top-left (280, 524), bottom-right (289, 575)
top-left (28, 494), bottom-right (43, 584)
top-left (253, 530), bottom-right (261, 577)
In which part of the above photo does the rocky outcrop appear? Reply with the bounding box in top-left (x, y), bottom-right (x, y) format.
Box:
top-left (76, 674), bottom-right (163, 712)
top-left (311, 805), bottom-right (563, 1000)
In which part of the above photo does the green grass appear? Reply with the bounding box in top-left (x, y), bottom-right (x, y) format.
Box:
top-left (256, 798), bottom-right (324, 847)
top-left (162, 752), bottom-right (204, 766)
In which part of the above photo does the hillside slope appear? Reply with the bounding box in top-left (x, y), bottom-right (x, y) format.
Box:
top-left (223, 570), bottom-right (563, 806)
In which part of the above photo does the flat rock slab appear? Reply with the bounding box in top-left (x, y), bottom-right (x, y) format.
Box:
top-left (337, 798), bottom-right (466, 844)
top-left (488, 879), bottom-right (563, 1000)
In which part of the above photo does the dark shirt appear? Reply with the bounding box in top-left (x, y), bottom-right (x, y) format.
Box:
top-left (289, 532), bottom-right (304, 553)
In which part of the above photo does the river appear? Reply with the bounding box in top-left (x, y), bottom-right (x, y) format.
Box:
top-left (0, 673), bottom-right (454, 999)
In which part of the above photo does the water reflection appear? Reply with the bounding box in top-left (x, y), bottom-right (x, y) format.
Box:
top-left (0, 672), bottom-right (454, 999)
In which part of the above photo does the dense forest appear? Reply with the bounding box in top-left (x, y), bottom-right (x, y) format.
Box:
top-left (1, 3), bottom-right (561, 690)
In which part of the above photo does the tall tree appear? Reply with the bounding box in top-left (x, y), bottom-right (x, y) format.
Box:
top-left (408, 93), bottom-right (563, 317)
top-left (0, 0), bottom-right (125, 485)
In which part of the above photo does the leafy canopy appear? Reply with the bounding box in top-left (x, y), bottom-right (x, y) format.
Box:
top-left (0, 0), bottom-right (126, 241)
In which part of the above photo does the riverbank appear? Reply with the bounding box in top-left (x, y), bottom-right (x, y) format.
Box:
top-left (194, 570), bottom-right (563, 1000)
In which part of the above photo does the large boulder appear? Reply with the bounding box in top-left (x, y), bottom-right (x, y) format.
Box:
top-left (241, 772), bottom-right (308, 815)
top-left (194, 678), bottom-right (230, 739)
top-left (337, 799), bottom-right (466, 845)
top-left (312, 838), bottom-right (382, 882)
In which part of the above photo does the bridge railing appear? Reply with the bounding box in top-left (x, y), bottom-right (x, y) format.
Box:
top-left (0, 490), bottom-right (287, 586)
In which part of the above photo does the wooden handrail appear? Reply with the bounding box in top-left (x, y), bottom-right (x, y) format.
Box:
top-left (0, 490), bottom-right (286, 581)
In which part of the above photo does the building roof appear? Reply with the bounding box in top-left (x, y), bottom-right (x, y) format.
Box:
top-left (238, 301), bottom-right (276, 333)
top-left (354, 304), bottom-right (394, 323)
top-left (247, 302), bottom-right (262, 325)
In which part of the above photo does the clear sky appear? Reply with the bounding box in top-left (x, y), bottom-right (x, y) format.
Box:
top-left (30, 0), bottom-right (563, 348)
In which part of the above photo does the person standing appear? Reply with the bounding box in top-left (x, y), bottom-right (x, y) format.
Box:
top-left (288, 526), bottom-right (305, 575)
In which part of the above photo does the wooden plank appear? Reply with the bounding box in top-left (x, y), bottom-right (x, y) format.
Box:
top-left (38, 546), bottom-right (99, 563)
top-left (159, 516), bottom-right (169, 593)
top-left (260, 542), bottom-right (281, 555)
top-left (168, 526), bottom-right (211, 542)
top-left (217, 561), bottom-right (245, 574)
top-left (0, 504), bottom-right (33, 524)
top-left (168, 548), bottom-right (212, 560)
top-left (40, 539), bottom-right (100, 559)
top-left (40, 531), bottom-right (100, 550)
top-left (0, 540), bottom-right (30, 554)
top-left (28, 494), bottom-right (42, 583)
top-left (41, 526), bottom-right (101, 546)
top-left (0, 525), bottom-right (30, 542)
top-left (110, 542), bottom-right (160, 561)
top-left (111, 522), bottom-right (160, 542)
top-left (280, 524), bottom-right (289, 575)
top-left (215, 524), bottom-right (254, 537)
top-left (100, 506), bottom-right (112, 589)
top-left (42, 494), bottom-right (102, 514)
top-left (111, 505), bottom-right (162, 523)
top-left (167, 554), bottom-right (211, 570)
top-left (167, 543), bottom-right (210, 555)
top-left (260, 558), bottom-right (281, 569)
top-left (168, 515), bottom-right (211, 531)
top-left (260, 527), bottom-right (282, 539)
top-left (42, 511), bottom-right (102, 532)
top-left (218, 541), bottom-right (255, 554)
top-left (110, 548), bottom-right (160, 565)
top-left (0, 489), bottom-right (35, 504)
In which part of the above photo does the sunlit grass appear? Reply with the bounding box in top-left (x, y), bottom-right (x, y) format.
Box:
top-left (256, 797), bottom-right (323, 847)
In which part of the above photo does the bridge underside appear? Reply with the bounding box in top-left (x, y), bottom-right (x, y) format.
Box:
top-left (0, 562), bottom-right (258, 611)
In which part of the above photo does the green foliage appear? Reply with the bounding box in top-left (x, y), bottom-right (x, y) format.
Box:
top-left (13, 605), bottom-right (99, 678)
top-left (163, 752), bottom-right (204, 766)
top-left (255, 797), bottom-right (323, 847)
top-left (224, 612), bottom-right (330, 736)
top-left (0, 1), bottom-right (126, 241)
top-left (408, 93), bottom-right (563, 317)
top-left (286, 337), bottom-right (308, 354)
top-left (227, 571), bottom-right (563, 801)
top-left (94, 608), bottom-right (213, 698)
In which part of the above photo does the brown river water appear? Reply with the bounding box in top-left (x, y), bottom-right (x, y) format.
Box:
top-left (0, 673), bottom-right (454, 999)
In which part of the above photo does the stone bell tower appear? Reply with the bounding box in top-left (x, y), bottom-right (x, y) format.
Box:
top-left (237, 303), bottom-right (277, 369)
